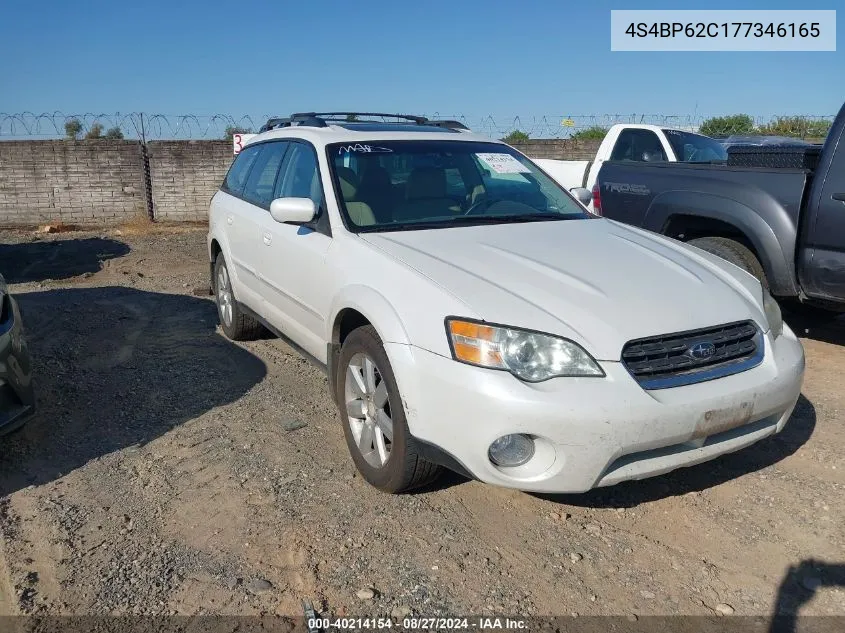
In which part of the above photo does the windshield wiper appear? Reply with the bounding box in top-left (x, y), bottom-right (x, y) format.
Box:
top-left (486, 212), bottom-right (573, 223)
top-left (358, 213), bottom-right (573, 233)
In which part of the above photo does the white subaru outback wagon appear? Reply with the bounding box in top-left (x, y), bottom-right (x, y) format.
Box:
top-left (207, 112), bottom-right (805, 494)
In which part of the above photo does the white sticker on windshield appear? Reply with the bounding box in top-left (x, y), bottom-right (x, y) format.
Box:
top-left (476, 153), bottom-right (531, 174)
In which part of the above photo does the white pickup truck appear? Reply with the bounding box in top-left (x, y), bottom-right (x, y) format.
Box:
top-left (532, 124), bottom-right (728, 196)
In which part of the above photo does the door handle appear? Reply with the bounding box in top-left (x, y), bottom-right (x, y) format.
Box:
top-left (832, 193), bottom-right (845, 202)
top-left (263, 233), bottom-right (272, 245)
top-left (226, 215), bottom-right (233, 225)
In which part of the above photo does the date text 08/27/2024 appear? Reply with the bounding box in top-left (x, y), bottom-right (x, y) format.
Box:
top-left (308, 617), bottom-right (529, 630)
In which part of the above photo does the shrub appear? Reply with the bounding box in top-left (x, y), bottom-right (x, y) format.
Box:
top-left (224, 125), bottom-right (252, 140)
top-left (757, 116), bottom-right (831, 139)
top-left (699, 114), bottom-right (755, 137)
top-left (502, 130), bottom-right (530, 144)
top-left (64, 118), bottom-right (83, 139)
top-left (85, 123), bottom-right (104, 139)
top-left (569, 126), bottom-right (608, 141)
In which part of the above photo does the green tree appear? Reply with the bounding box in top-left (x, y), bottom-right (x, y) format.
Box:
top-left (502, 130), bottom-right (530, 144)
top-left (569, 126), bottom-right (609, 141)
top-left (64, 118), bottom-right (83, 140)
top-left (757, 116), bottom-right (831, 139)
top-left (104, 126), bottom-right (124, 139)
top-left (345, 114), bottom-right (359, 122)
top-left (698, 114), bottom-right (755, 138)
top-left (224, 125), bottom-right (252, 140)
top-left (85, 123), bottom-right (104, 139)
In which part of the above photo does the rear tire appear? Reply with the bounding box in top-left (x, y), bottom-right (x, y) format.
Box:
top-left (335, 325), bottom-right (441, 493)
top-left (213, 255), bottom-right (264, 341)
top-left (688, 236), bottom-right (768, 289)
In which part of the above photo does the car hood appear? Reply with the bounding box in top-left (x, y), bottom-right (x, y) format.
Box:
top-left (361, 218), bottom-right (767, 360)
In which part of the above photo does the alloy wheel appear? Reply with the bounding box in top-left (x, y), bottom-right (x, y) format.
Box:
top-left (344, 352), bottom-right (394, 468)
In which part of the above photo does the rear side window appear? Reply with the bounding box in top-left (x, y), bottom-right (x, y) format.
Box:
top-left (662, 129), bottom-right (728, 162)
top-left (243, 142), bottom-right (288, 207)
top-left (610, 129), bottom-right (667, 162)
top-left (223, 145), bottom-right (261, 195)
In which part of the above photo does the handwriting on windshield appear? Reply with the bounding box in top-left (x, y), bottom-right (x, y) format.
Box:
top-left (337, 144), bottom-right (393, 154)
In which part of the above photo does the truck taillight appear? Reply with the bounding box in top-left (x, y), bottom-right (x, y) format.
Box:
top-left (592, 184), bottom-right (602, 216)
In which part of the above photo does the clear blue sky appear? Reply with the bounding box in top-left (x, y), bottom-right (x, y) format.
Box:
top-left (1, 0), bottom-right (842, 119)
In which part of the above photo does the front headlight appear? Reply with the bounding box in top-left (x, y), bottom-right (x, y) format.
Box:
top-left (762, 288), bottom-right (783, 339)
top-left (445, 318), bottom-right (604, 382)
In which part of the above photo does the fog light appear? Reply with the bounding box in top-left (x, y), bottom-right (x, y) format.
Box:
top-left (488, 434), bottom-right (535, 467)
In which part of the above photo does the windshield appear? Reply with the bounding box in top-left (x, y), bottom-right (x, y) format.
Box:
top-left (662, 129), bottom-right (728, 163)
top-left (327, 141), bottom-right (591, 232)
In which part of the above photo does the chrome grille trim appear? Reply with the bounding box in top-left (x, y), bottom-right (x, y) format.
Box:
top-left (622, 321), bottom-right (764, 390)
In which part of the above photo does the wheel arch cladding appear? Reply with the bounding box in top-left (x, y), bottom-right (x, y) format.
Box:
top-left (645, 190), bottom-right (798, 296)
top-left (328, 286), bottom-right (411, 346)
top-left (326, 287), bottom-right (412, 397)
top-left (209, 234), bottom-right (241, 289)
top-left (209, 238), bottom-right (222, 281)
top-left (210, 238), bottom-right (222, 262)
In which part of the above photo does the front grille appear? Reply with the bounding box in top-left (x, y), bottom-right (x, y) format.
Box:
top-left (622, 320), bottom-right (762, 389)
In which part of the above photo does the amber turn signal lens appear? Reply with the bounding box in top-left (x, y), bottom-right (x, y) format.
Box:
top-left (447, 320), bottom-right (505, 368)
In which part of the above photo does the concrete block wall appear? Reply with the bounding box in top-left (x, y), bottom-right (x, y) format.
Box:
top-left (0, 140), bottom-right (148, 227)
top-left (147, 140), bottom-right (232, 222)
top-left (510, 139), bottom-right (602, 160)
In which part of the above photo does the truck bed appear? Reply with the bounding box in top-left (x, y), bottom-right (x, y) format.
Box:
top-left (599, 161), bottom-right (809, 229)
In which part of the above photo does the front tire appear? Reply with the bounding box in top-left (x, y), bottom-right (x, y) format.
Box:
top-left (688, 236), bottom-right (768, 288)
top-left (336, 325), bottom-right (441, 493)
top-left (213, 255), bottom-right (264, 341)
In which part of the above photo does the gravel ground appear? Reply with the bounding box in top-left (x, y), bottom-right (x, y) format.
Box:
top-left (0, 226), bottom-right (844, 620)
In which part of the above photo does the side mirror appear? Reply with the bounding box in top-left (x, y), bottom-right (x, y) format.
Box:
top-left (269, 197), bottom-right (317, 224)
top-left (570, 187), bottom-right (592, 206)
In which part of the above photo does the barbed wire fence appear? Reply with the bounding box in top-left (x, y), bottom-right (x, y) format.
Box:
top-left (0, 112), bottom-right (836, 140)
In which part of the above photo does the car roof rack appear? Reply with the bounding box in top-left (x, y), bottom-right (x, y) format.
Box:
top-left (294, 112), bottom-right (429, 125)
top-left (426, 119), bottom-right (470, 131)
top-left (258, 112), bottom-right (470, 133)
top-left (258, 117), bottom-right (292, 132)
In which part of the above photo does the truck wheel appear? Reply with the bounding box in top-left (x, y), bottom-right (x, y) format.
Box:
top-left (688, 237), bottom-right (768, 289)
top-left (336, 325), bottom-right (442, 493)
top-left (213, 255), bottom-right (264, 341)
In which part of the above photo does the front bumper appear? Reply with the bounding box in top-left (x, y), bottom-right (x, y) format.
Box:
top-left (387, 324), bottom-right (805, 493)
top-left (0, 292), bottom-right (35, 435)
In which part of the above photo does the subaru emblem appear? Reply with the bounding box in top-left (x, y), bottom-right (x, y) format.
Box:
top-left (689, 341), bottom-right (717, 360)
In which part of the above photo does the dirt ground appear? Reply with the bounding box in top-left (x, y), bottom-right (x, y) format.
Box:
top-left (0, 226), bottom-right (843, 621)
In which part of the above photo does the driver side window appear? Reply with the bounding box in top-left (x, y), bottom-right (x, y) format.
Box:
top-left (275, 143), bottom-right (324, 210)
